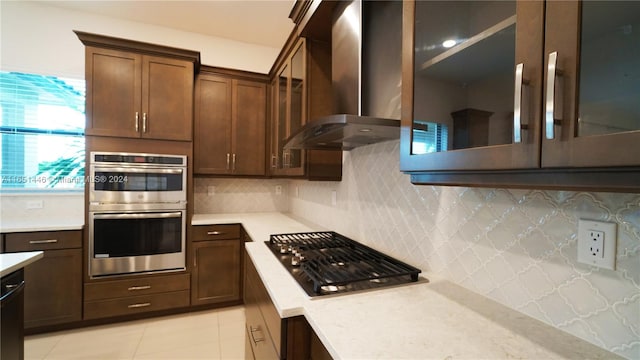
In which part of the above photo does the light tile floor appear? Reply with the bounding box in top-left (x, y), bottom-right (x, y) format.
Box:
top-left (25, 306), bottom-right (246, 360)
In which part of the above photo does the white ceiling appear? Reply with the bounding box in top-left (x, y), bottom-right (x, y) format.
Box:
top-left (39, 0), bottom-right (296, 48)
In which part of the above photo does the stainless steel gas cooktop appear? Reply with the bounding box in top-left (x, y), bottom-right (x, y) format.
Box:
top-left (266, 231), bottom-right (421, 297)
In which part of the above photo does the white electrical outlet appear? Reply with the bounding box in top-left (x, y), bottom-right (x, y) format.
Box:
top-left (577, 219), bottom-right (617, 270)
top-left (275, 185), bottom-right (282, 195)
top-left (331, 190), bottom-right (337, 206)
top-left (26, 200), bottom-right (44, 209)
top-left (207, 186), bottom-right (216, 196)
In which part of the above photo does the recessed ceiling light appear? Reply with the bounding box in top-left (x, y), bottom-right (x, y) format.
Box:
top-left (359, 128), bottom-right (372, 133)
top-left (442, 39), bottom-right (457, 48)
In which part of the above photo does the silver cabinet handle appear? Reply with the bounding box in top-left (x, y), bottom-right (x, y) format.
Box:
top-left (142, 113), bottom-right (148, 133)
top-left (232, 154), bottom-right (236, 171)
top-left (29, 239), bottom-right (58, 244)
top-left (545, 51), bottom-right (564, 140)
top-left (207, 231), bottom-right (223, 235)
top-left (513, 63), bottom-right (530, 143)
top-left (127, 302), bottom-right (151, 309)
top-left (135, 112), bottom-right (140, 132)
top-left (2, 281), bottom-right (25, 301)
top-left (127, 285), bottom-right (151, 291)
top-left (249, 326), bottom-right (264, 344)
top-left (226, 153), bottom-right (231, 170)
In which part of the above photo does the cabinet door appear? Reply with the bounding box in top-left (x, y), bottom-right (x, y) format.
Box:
top-left (194, 74), bottom-right (233, 174)
top-left (401, 0), bottom-right (544, 172)
top-left (542, 1), bottom-right (640, 168)
top-left (232, 79), bottom-right (267, 176)
top-left (142, 55), bottom-right (194, 141)
top-left (23, 249), bottom-right (82, 328)
top-left (191, 240), bottom-right (241, 306)
top-left (85, 47), bottom-right (142, 138)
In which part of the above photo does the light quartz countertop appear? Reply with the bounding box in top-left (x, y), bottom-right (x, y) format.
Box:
top-left (0, 219), bottom-right (84, 233)
top-left (0, 251), bottom-right (43, 277)
top-left (195, 212), bottom-right (620, 359)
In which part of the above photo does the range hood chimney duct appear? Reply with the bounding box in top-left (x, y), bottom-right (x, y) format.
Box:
top-left (284, 0), bottom-right (402, 151)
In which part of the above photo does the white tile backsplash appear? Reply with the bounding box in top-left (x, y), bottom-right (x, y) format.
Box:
top-left (288, 140), bottom-right (640, 359)
top-left (194, 178), bottom-right (288, 214)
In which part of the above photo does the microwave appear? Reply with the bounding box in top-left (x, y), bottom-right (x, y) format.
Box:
top-left (88, 151), bottom-right (187, 207)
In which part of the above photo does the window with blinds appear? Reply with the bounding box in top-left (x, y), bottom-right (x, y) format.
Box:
top-left (0, 71), bottom-right (85, 190)
top-left (412, 121), bottom-right (448, 154)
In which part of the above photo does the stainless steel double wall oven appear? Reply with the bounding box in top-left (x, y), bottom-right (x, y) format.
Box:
top-left (88, 152), bottom-right (187, 278)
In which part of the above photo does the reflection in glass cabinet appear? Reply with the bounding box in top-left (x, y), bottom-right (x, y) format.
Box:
top-left (577, 1), bottom-right (640, 137)
top-left (412, 1), bottom-right (516, 154)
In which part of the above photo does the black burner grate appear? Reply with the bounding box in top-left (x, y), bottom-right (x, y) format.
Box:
top-left (267, 231), bottom-right (421, 296)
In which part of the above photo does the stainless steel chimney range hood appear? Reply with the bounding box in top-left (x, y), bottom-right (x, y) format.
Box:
top-left (283, 0), bottom-right (402, 151)
top-left (283, 114), bottom-right (400, 150)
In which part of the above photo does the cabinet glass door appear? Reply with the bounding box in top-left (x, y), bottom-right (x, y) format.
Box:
top-left (277, 64), bottom-right (288, 171)
top-left (289, 43), bottom-right (305, 169)
top-left (577, 2), bottom-right (639, 138)
top-left (413, 1), bottom-right (516, 153)
top-left (542, 1), bottom-right (640, 167)
top-left (402, 0), bottom-right (542, 172)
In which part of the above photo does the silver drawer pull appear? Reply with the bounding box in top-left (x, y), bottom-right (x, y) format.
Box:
top-left (249, 326), bottom-right (264, 344)
top-left (29, 239), bottom-right (58, 244)
top-left (128, 302), bottom-right (151, 309)
top-left (127, 285), bottom-right (151, 291)
top-left (207, 231), bottom-right (224, 236)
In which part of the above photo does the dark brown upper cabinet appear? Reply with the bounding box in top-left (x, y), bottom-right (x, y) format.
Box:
top-left (401, 1), bottom-right (640, 192)
top-left (76, 31), bottom-right (199, 142)
top-left (194, 68), bottom-right (268, 176)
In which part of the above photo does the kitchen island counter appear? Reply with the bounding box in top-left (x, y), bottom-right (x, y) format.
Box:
top-left (0, 219), bottom-right (83, 233)
top-left (193, 212), bottom-right (621, 359)
top-left (0, 251), bottom-right (43, 277)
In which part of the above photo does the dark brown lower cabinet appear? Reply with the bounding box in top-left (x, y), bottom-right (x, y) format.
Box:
top-left (191, 239), bottom-right (241, 305)
top-left (4, 231), bottom-right (83, 329)
top-left (244, 250), bottom-right (332, 360)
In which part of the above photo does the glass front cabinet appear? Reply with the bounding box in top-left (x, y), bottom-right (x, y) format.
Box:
top-left (401, 0), bottom-right (640, 190)
top-left (272, 39), bottom-right (306, 177)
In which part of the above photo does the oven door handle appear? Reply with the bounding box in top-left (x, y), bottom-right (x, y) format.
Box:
top-left (93, 212), bottom-right (183, 220)
top-left (92, 167), bottom-right (183, 174)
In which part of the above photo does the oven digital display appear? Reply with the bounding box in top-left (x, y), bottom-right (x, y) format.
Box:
top-left (94, 172), bottom-right (179, 191)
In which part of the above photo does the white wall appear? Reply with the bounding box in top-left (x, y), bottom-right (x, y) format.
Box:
top-left (0, 1), bottom-right (280, 78)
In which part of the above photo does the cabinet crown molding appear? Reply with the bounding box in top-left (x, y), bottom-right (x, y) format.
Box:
top-left (74, 30), bottom-right (201, 72)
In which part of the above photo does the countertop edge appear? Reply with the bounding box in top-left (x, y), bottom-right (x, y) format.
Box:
top-left (0, 251), bottom-right (44, 277)
top-left (0, 223), bottom-right (84, 233)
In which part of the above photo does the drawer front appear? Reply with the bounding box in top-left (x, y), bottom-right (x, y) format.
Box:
top-left (5, 230), bottom-right (82, 251)
top-left (84, 273), bottom-right (190, 301)
top-left (193, 224), bottom-right (241, 241)
top-left (245, 277), bottom-right (279, 360)
top-left (245, 255), bottom-right (282, 357)
top-left (84, 290), bottom-right (190, 320)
